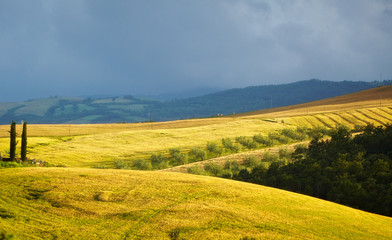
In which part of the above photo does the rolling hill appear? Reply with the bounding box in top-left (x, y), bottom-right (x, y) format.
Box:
top-left (1, 84), bottom-right (392, 168)
top-left (0, 168), bottom-right (391, 239)
top-left (0, 79), bottom-right (390, 124)
top-left (1, 85), bottom-right (392, 239)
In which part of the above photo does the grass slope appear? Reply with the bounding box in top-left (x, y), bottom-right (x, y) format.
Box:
top-left (0, 168), bottom-right (391, 240)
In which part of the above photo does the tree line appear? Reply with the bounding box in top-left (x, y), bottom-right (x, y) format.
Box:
top-left (101, 126), bottom-right (318, 170)
top-left (197, 124), bottom-right (392, 217)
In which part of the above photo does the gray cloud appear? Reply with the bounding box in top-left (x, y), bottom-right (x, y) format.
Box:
top-left (0, 0), bottom-right (391, 101)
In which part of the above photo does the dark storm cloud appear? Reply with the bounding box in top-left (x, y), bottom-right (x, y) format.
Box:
top-left (0, 0), bottom-right (391, 101)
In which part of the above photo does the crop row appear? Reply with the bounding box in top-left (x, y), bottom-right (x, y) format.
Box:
top-left (286, 106), bottom-right (392, 129)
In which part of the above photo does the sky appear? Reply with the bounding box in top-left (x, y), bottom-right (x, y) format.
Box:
top-left (0, 0), bottom-right (391, 102)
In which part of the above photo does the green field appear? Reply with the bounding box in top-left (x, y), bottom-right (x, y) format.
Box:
top-left (1, 168), bottom-right (391, 240)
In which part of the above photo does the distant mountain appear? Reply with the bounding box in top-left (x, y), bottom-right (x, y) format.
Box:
top-left (0, 79), bottom-right (390, 124)
top-left (144, 79), bottom-right (392, 120)
top-left (137, 87), bottom-right (222, 101)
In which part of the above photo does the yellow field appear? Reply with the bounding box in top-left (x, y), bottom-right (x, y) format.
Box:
top-left (1, 86), bottom-right (392, 239)
top-left (1, 86), bottom-right (392, 168)
top-left (0, 168), bottom-right (391, 240)
top-left (0, 119), bottom-right (289, 167)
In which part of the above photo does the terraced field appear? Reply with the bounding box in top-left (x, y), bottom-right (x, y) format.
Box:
top-left (282, 106), bottom-right (392, 129)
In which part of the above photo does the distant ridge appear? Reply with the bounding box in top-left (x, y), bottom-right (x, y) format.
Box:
top-left (239, 83), bottom-right (392, 118)
top-left (145, 79), bottom-right (392, 120)
top-left (0, 79), bottom-right (390, 124)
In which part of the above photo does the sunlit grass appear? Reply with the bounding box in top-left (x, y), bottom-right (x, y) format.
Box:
top-left (0, 168), bottom-right (391, 240)
top-left (0, 106), bottom-right (391, 168)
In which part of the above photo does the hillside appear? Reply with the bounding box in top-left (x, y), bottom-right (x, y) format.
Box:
top-left (0, 168), bottom-right (391, 239)
top-left (0, 79), bottom-right (390, 124)
top-left (1, 85), bottom-right (392, 168)
top-left (1, 85), bottom-right (392, 239)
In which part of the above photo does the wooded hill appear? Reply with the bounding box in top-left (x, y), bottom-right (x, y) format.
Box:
top-left (0, 79), bottom-right (390, 124)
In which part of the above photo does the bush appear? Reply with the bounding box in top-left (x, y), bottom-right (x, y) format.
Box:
top-left (222, 138), bottom-right (234, 149)
top-left (155, 161), bottom-right (170, 170)
top-left (240, 237), bottom-right (256, 240)
top-left (93, 164), bottom-right (107, 169)
top-left (169, 148), bottom-right (188, 165)
top-left (231, 144), bottom-right (241, 153)
top-left (308, 126), bottom-right (328, 139)
top-left (281, 128), bottom-right (307, 141)
top-left (253, 134), bottom-right (265, 144)
top-left (262, 152), bottom-right (279, 162)
top-left (0, 231), bottom-right (13, 240)
top-left (222, 138), bottom-right (241, 152)
top-left (278, 148), bottom-right (291, 159)
top-left (243, 156), bottom-right (261, 168)
top-left (277, 135), bottom-right (291, 144)
top-left (296, 126), bottom-right (309, 139)
top-left (150, 153), bottom-right (170, 169)
top-left (187, 165), bottom-right (205, 175)
top-left (353, 124), bottom-right (365, 133)
top-left (204, 162), bottom-right (224, 176)
top-left (236, 136), bottom-right (258, 149)
top-left (206, 142), bottom-right (223, 156)
top-left (278, 148), bottom-right (293, 163)
top-left (267, 131), bottom-right (280, 141)
top-left (113, 159), bottom-right (129, 169)
top-left (169, 148), bottom-right (181, 156)
top-left (224, 160), bottom-right (242, 176)
top-left (151, 153), bottom-right (166, 165)
top-left (221, 169), bottom-right (235, 179)
top-left (172, 153), bottom-right (188, 165)
top-left (189, 148), bottom-right (207, 161)
top-left (133, 159), bottom-right (152, 170)
top-left (0, 161), bottom-right (24, 169)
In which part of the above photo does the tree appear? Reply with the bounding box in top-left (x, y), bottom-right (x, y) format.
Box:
top-left (206, 142), bottom-right (223, 156)
top-left (190, 148), bottom-right (207, 161)
top-left (21, 122), bottom-right (27, 161)
top-left (9, 121), bottom-right (17, 162)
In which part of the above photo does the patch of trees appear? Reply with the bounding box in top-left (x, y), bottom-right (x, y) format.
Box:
top-left (227, 124), bottom-right (392, 217)
top-left (0, 121), bottom-right (52, 168)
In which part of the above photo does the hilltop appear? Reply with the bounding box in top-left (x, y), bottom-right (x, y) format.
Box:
top-left (0, 79), bottom-right (390, 124)
top-left (0, 168), bottom-right (391, 239)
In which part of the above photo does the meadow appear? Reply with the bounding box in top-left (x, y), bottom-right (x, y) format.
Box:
top-left (1, 168), bottom-right (392, 240)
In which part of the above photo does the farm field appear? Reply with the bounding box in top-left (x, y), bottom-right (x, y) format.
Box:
top-left (1, 167), bottom-right (392, 240)
top-left (1, 86), bottom-right (392, 168)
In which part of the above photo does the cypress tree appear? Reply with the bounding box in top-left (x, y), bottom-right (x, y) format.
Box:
top-left (21, 121), bottom-right (27, 161)
top-left (9, 121), bottom-right (17, 162)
